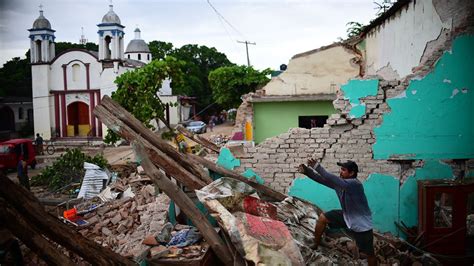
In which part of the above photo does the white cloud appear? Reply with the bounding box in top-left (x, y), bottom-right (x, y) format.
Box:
top-left (0, 0), bottom-right (377, 69)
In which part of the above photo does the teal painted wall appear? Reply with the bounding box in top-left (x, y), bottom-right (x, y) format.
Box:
top-left (399, 160), bottom-right (454, 229)
top-left (374, 35), bottom-right (474, 160)
top-left (364, 174), bottom-right (399, 234)
top-left (253, 101), bottom-right (335, 143)
top-left (289, 161), bottom-right (454, 235)
top-left (289, 173), bottom-right (399, 234)
top-left (217, 147), bottom-right (240, 170)
top-left (341, 79), bottom-right (379, 118)
top-left (289, 175), bottom-right (341, 211)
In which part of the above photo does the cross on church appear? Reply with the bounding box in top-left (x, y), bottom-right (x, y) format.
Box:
top-left (39, 4), bottom-right (43, 11)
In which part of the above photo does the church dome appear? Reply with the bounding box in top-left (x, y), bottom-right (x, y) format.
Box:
top-left (102, 5), bottom-right (121, 24)
top-left (126, 40), bottom-right (150, 53)
top-left (32, 10), bottom-right (52, 29)
top-left (126, 28), bottom-right (150, 53)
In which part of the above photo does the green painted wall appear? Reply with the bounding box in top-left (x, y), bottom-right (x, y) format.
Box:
top-left (374, 35), bottom-right (474, 159)
top-left (253, 101), bottom-right (335, 143)
top-left (341, 79), bottom-right (379, 118)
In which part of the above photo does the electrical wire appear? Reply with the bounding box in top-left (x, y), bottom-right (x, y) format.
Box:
top-left (205, 0), bottom-right (246, 40)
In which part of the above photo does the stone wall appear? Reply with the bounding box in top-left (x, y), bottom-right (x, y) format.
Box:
top-left (235, 78), bottom-right (474, 194)
top-left (236, 81), bottom-right (397, 193)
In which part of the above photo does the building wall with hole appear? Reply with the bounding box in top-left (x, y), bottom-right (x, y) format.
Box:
top-left (227, 34), bottom-right (474, 235)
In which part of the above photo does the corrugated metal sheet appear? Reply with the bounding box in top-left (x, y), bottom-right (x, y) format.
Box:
top-left (77, 162), bottom-right (110, 199)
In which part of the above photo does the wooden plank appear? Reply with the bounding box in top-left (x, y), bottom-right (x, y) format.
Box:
top-left (94, 104), bottom-right (208, 190)
top-left (135, 143), bottom-right (233, 266)
top-left (0, 176), bottom-right (134, 266)
top-left (97, 96), bottom-right (210, 182)
top-left (188, 154), bottom-right (287, 201)
top-left (175, 125), bottom-right (220, 153)
top-left (0, 199), bottom-right (75, 266)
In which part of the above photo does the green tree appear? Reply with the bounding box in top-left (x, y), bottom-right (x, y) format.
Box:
top-left (0, 55), bottom-right (31, 97)
top-left (147, 42), bottom-right (234, 112)
top-left (173, 44), bottom-right (234, 111)
top-left (105, 56), bottom-right (185, 144)
top-left (55, 42), bottom-right (98, 55)
top-left (148, 41), bottom-right (174, 60)
top-left (209, 65), bottom-right (271, 109)
top-left (346, 22), bottom-right (365, 38)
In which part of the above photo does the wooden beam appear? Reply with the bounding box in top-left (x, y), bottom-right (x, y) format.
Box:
top-left (94, 104), bottom-right (209, 189)
top-left (188, 153), bottom-right (287, 201)
top-left (0, 199), bottom-right (75, 266)
top-left (0, 177), bottom-right (134, 265)
top-left (175, 125), bottom-right (220, 153)
top-left (135, 143), bottom-right (234, 266)
top-left (96, 96), bottom-right (209, 182)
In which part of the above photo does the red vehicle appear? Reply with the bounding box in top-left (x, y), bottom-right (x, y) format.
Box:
top-left (0, 139), bottom-right (37, 171)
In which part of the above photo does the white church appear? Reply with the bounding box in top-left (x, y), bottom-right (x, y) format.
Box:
top-left (29, 5), bottom-right (181, 140)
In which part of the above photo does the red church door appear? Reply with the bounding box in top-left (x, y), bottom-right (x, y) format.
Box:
top-left (67, 101), bottom-right (89, 137)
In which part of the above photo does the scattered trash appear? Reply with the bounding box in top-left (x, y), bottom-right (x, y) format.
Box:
top-left (77, 162), bottom-right (110, 200)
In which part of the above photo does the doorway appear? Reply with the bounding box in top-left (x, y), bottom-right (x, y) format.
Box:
top-left (67, 101), bottom-right (89, 136)
top-left (0, 106), bottom-right (15, 131)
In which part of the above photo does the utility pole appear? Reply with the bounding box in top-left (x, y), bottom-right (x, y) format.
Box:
top-left (237, 40), bottom-right (256, 67)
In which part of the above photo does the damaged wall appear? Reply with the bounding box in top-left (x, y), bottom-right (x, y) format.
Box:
top-left (373, 35), bottom-right (474, 160)
top-left (362, 0), bottom-right (474, 80)
top-left (362, 0), bottom-right (448, 79)
top-left (253, 101), bottom-right (335, 143)
top-left (231, 34), bottom-right (473, 235)
top-left (263, 44), bottom-right (360, 96)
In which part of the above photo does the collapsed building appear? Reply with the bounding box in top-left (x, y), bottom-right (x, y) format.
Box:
top-left (231, 0), bottom-right (474, 258)
top-left (2, 0), bottom-right (473, 264)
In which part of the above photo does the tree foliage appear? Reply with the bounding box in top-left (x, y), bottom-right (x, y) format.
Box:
top-left (346, 22), bottom-right (365, 38)
top-left (104, 56), bottom-right (185, 144)
top-left (31, 148), bottom-right (108, 190)
top-left (148, 42), bottom-right (234, 112)
top-left (209, 65), bottom-right (271, 109)
top-left (0, 56), bottom-right (31, 97)
top-left (55, 42), bottom-right (98, 55)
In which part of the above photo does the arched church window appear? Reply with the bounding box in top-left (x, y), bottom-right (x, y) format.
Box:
top-left (72, 64), bottom-right (80, 82)
top-left (104, 36), bottom-right (112, 59)
top-left (35, 40), bottom-right (42, 62)
top-left (147, 54), bottom-right (150, 60)
top-left (128, 54), bottom-right (130, 59)
top-left (19, 107), bottom-right (24, 120)
top-left (138, 54), bottom-right (141, 60)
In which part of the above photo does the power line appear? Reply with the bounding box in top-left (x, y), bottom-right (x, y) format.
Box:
top-left (205, 0), bottom-right (245, 39)
top-left (237, 40), bottom-right (256, 67)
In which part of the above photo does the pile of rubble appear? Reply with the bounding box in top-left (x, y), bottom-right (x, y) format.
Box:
top-left (208, 134), bottom-right (229, 146)
top-left (74, 166), bottom-right (216, 263)
top-left (1, 96), bottom-right (446, 265)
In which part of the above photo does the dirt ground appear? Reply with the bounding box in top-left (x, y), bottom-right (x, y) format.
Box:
top-left (200, 121), bottom-right (234, 138)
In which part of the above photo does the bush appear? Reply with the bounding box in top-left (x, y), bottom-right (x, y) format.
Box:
top-left (31, 148), bottom-right (108, 190)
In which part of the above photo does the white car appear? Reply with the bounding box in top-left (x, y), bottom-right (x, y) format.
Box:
top-left (186, 121), bottom-right (207, 134)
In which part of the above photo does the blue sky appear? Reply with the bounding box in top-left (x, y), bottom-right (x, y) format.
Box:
top-left (0, 0), bottom-right (378, 70)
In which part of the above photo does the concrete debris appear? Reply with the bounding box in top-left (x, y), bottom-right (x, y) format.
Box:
top-left (209, 134), bottom-right (229, 146)
top-left (468, 214), bottom-right (474, 236)
top-left (77, 169), bottom-right (170, 259)
top-left (73, 165), bottom-right (213, 263)
top-left (88, 96), bottom-right (447, 265)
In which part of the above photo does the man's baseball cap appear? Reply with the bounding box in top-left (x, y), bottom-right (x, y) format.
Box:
top-left (337, 160), bottom-right (359, 173)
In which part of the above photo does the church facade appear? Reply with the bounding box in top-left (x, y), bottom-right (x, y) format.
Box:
top-left (29, 5), bottom-right (152, 140)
